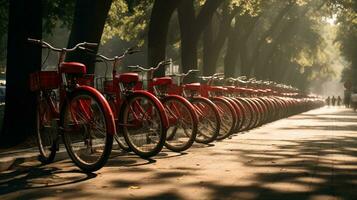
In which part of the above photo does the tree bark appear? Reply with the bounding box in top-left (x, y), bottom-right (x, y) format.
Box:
top-left (224, 23), bottom-right (241, 77)
top-left (147, 0), bottom-right (181, 77)
top-left (203, 7), bottom-right (240, 76)
top-left (224, 14), bottom-right (260, 77)
top-left (202, 21), bottom-right (216, 76)
top-left (1, 0), bottom-right (42, 147)
top-left (178, 0), bottom-right (223, 76)
top-left (66, 0), bottom-right (112, 74)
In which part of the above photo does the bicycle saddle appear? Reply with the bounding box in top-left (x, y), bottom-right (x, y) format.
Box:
top-left (61, 62), bottom-right (86, 75)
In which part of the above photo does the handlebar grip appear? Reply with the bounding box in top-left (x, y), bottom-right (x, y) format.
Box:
top-left (28, 38), bottom-right (41, 44)
top-left (81, 46), bottom-right (96, 53)
top-left (84, 42), bottom-right (98, 48)
top-left (127, 49), bottom-right (141, 55)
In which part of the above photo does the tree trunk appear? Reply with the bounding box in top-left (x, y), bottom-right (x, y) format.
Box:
top-left (202, 22), bottom-right (216, 76)
top-left (239, 41), bottom-right (250, 76)
top-left (66, 0), bottom-right (112, 74)
top-left (249, 3), bottom-right (293, 74)
top-left (224, 14), bottom-right (260, 77)
top-left (1, 0), bottom-right (42, 147)
top-left (203, 7), bottom-right (239, 76)
top-left (224, 28), bottom-right (240, 77)
top-left (147, 0), bottom-right (181, 77)
top-left (178, 0), bottom-right (223, 76)
top-left (254, 16), bottom-right (305, 79)
top-left (178, 0), bottom-right (198, 76)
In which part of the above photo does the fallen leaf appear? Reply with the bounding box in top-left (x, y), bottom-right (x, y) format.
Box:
top-left (129, 185), bottom-right (141, 190)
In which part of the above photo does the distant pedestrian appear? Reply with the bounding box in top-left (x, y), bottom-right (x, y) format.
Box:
top-left (344, 90), bottom-right (351, 108)
top-left (331, 96), bottom-right (336, 106)
top-left (326, 96), bottom-right (331, 106)
top-left (337, 96), bottom-right (342, 106)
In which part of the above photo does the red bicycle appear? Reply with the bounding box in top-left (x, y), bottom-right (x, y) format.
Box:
top-left (28, 39), bottom-right (115, 172)
top-left (127, 61), bottom-right (198, 152)
top-left (95, 50), bottom-right (168, 158)
top-left (185, 73), bottom-right (237, 140)
top-left (168, 70), bottom-right (221, 143)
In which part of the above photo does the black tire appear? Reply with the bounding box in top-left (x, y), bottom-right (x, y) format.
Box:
top-left (245, 98), bottom-right (260, 129)
top-left (190, 97), bottom-right (220, 144)
top-left (225, 97), bottom-right (241, 134)
top-left (107, 97), bottom-right (131, 152)
top-left (236, 97), bottom-right (254, 131)
top-left (230, 98), bottom-right (245, 133)
top-left (251, 98), bottom-right (265, 126)
top-left (61, 90), bottom-right (113, 172)
top-left (162, 96), bottom-right (198, 152)
top-left (118, 92), bottom-right (166, 158)
top-left (36, 91), bottom-right (58, 164)
top-left (211, 97), bottom-right (237, 140)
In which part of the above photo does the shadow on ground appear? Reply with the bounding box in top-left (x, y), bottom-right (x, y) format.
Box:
top-left (190, 108), bottom-right (357, 200)
top-left (0, 164), bottom-right (97, 196)
top-left (2, 108), bottom-right (357, 200)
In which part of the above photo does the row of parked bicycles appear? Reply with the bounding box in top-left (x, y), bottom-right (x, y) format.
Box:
top-left (28, 39), bottom-right (324, 172)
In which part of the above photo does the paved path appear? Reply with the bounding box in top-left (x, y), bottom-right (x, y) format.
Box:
top-left (1, 107), bottom-right (356, 200)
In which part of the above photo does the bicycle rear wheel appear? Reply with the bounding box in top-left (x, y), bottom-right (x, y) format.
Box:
top-left (61, 90), bottom-right (113, 172)
top-left (119, 93), bottom-right (166, 158)
top-left (236, 97), bottom-right (254, 131)
top-left (162, 96), bottom-right (197, 152)
top-left (211, 97), bottom-right (237, 140)
top-left (191, 97), bottom-right (220, 144)
top-left (36, 91), bottom-right (58, 164)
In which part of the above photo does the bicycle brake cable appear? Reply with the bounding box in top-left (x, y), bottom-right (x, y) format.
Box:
top-left (41, 48), bottom-right (51, 70)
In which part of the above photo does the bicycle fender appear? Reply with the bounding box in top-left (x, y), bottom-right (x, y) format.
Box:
top-left (164, 94), bottom-right (199, 120)
top-left (133, 90), bottom-right (169, 129)
top-left (165, 94), bottom-right (196, 110)
top-left (74, 85), bottom-right (116, 136)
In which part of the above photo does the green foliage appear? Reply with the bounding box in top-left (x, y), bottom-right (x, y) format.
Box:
top-left (0, 0), bottom-right (355, 89)
top-left (42, 0), bottom-right (75, 34)
top-left (0, 0), bottom-right (75, 67)
top-left (332, 0), bottom-right (357, 82)
top-left (102, 0), bottom-right (153, 46)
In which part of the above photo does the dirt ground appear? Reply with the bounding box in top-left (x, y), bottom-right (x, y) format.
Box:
top-left (0, 107), bottom-right (356, 200)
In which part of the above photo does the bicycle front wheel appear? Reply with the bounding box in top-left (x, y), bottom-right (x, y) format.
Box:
top-left (191, 97), bottom-right (220, 144)
top-left (211, 97), bottom-right (237, 140)
top-left (61, 90), bottom-right (113, 172)
top-left (118, 93), bottom-right (166, 158)
top-left (36, 91), bottom-right (58, 164)
top-left (162, 96), bottom-right (198, 152)
top-left (107, 97), bottom-right (131, 152)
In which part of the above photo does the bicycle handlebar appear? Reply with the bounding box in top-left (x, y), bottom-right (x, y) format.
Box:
top-left (95, 47), bottom-right (141, 63)
top-left (128, 59), bottom-right (172, 72)
top-left (172, 69), bottom-right (199, 77)
top-left (199, 73), bottom-right (224, 81)
top-left (28, 38), bottom-right (98, 53)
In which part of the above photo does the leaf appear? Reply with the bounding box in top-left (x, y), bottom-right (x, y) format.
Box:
top-left (129, 185), bottom-right (141, 190)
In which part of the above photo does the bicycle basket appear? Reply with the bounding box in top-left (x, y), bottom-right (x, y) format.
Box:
top-left (29, 71), bottom-right (59, 91)
top-left (103, 79), bottom-right (117, 94)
